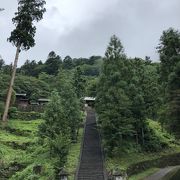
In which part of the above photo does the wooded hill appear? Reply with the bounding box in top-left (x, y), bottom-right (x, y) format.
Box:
top-left (0, 27), bottom-right (180, 179)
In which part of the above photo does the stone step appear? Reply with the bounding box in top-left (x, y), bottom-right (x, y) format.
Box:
top-left (76, 108), bottom-right (105, 180)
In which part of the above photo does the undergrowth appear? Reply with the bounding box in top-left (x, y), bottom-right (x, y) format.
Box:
top-left (106, 119), bottom-right (180, 173)
top-left (0, 119), bottom-right (82, 179)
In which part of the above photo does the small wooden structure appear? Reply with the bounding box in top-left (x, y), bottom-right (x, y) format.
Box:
top-left (37, 98), bottom-right (50, 105)
top-left (15, 93), bottom-right (29, 108)
top-left (83, 97), bottom-right (96, 107)
top-left (15, 94), bottom-right (50, 112)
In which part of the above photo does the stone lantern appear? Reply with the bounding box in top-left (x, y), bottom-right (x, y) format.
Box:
top-left (113, 169), bottom-right (124, 180)
top-left (58, 169), bottom-right (69, 180)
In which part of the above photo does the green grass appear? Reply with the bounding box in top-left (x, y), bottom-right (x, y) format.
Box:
top-left (0, 118), bottom-right (84, 179)
top-left (8, 119), bottom-right (43, 133)
top-left (65, 128), bottom-right (83, 180)
top-left (0, 119), bottom-right (56, 179)
top-left (0, 119), bottom-right (42, 166)
top-left (9, 128), bottom-right (84, 180)
top-left (147, 119), bottom-right (176, 146)
top-left (0, 144), bottom-right (25, 165)
top-left (0, 129), bottom-right (35, 144)
top-left (9, 145), bottom-right (57, 180)
top-left (0, 119), bottom-right (43, 148)
top-left (129, 168), bottom-right (160, 180)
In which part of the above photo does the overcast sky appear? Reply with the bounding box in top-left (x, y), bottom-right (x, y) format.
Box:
top-left (0, 0), bottom-right (180, 65)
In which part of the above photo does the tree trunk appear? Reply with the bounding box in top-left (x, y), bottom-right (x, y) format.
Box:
top-left (135, 131), bottom-right (139, 145)
top-left (2, 45), bottom-right (20, 122)
top-left (141, 127), bottom-right (145, 145)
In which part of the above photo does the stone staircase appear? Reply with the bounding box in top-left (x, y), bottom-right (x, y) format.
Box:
top-left (76, 108), bottom-right (106, 180)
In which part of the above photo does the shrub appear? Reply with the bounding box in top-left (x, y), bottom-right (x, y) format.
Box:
top-left (0, 101), bottom-right (4, 112)
top-left (9, 107), bottom-right (18, 113)
top-left (9, 106), bottom-right (18, 118)
top-left (0, 89), bottom-right (16, 105)
top-left (10, 111), bottom-right (42, 120)
top-left (143, 120), bottom-right (172, 152)
top-left (49, 134), bottom-right (70, 167)
top-left (0, 101), bottom-right (4, 118)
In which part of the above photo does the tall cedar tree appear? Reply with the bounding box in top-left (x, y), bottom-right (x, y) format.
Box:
top-left (2, 0), bottom-right (46, 121)
top-left (157, 28), bottom-right (180, 84)
top-left (39, 91), bottom-right (69, 139)
top-left (157, 28), bottom-right (180, 136)
top-left (167, 62), bottom-right (180, 137)
top-left (57, 70), bottom-right (82, 141)
top-left (96, 35), bottom-right (162, 154)
top-left (96, 35), bottom-right (134, 154)
top-left (38, 91), bottom-right (70, 167)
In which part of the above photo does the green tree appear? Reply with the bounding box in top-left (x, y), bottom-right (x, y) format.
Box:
top-left (127, 58), bottom-right (163, 145)
top-left (86, 78), bottom-right (98, 97)
top-left (2, 64), bottom-right (13, 75)
top-left (44, 51), bottom-right (62, 75)
top-left (87, 56), bottom-right (101, 65)
top-left (81, 64), bottom-right (100, 76)
top-left (39, 91), bottom-right (70, 167)
top-left (157, 28), bottom-right (180, 83)
top-left (96, 36), bottom-right (163, 154)
top-left (0, 57), bottom-right (4, 70)
top-left (14, 74), bottom-right (50, 101)
top-left (96, 35), bottom-right (134, 154)
top-left (157, 28), bottom-right (180, 136)
top-left (20, 59), bottom-right (39, 76)
top-left (38, 72), bottom-right (56, 90)
top-left (167, 62), bottom-right (180, 137)
top-left (63, 56), bottom-right (73, 69)
top-left (73, 67), bottom-right (86, 98)
top-left (2, 0), bottom-right (46, 121)
top-left (73, 58), bottom-right (86, 66)
top-left (57, 70), bottom-right (82, 141)
top-left (39, 91), bottom-right (69, 139)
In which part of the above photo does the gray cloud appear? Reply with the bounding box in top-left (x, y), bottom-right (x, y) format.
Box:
top-left (0, 0), bottom-right (180, 66)
top-left (56, 0), bottom-right (180, 60)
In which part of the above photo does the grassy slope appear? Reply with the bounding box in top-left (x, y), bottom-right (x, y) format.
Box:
top-left (0, 120), bottom-right (43, 165)
top-left (0, 129), bottom-right (33, 144)
top-left (106, 119), bottom-right (180, 178)
top-left (8, 120), bottom-right (43, 133)
top-left (0, 119), bottom-right (83, 179)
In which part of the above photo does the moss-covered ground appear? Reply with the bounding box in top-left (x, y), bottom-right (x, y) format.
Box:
top-left (0, 119), bottom-right (83, 179)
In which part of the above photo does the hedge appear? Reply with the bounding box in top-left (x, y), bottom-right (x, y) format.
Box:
top-left (10, 111), bottom-right (42, 120)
